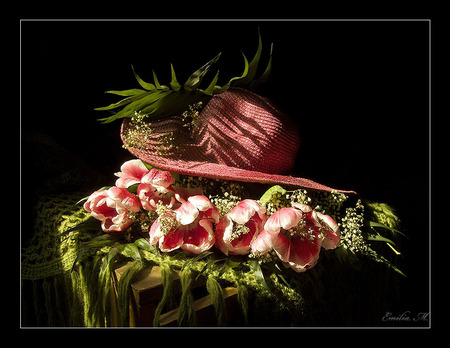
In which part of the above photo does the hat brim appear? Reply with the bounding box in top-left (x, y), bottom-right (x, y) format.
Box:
top-left (161, 160), bottom-right (356, 194)
top-left (122, 144), bottom-right (356, 194)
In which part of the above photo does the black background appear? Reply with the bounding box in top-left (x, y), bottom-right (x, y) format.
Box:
top-left (20, 20), bottom-right (430, 326)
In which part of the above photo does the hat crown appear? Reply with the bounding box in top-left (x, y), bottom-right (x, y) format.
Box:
top-left (192, 88), bottom-right (300, 175)
top-left (121, 88), bottom-right (300, 176)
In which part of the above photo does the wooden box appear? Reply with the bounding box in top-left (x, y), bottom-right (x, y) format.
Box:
top-left (112, 262), bottom-right (240, 327)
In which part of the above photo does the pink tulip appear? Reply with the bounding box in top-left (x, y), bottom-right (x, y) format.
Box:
top-left (136, 169), bottom-right (177, 211)
top-left (84, 186), bottom-right (140, 232)
top-left (149, 195), bottom-right (219, 254)
top-left (137, 183), bottom-right (176, 211)
top-left (114, 159), bottom-right (150, 188)
top-left (215, 199), bottom-right (266, 256)
top-left (251, 203), bottom-right (340, 272)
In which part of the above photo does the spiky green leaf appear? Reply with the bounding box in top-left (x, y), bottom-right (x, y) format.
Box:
top-left (250, 42), bottom-right (273, 89)
top-left (202, 70), bottom-right (220, 95)
top-left (105, 89), bottom-right (147, 97)
top-left (94, 93), bottom-right (148, 112)
top-left (367, 220), bottom-right (407, 238)
top-left (97, 90), bottom-right (167, 123)
top-left (170, 64), bottom-right (181, 91)
top-left (234, 30), bottom-right (262, 87)
top-left (140, 91), bottom-right (210, 120)
top-left (365, 234), bottom-right (396, 245)
top-left (132, 65), bottom-right (156, 91)
top-left (367, 247), bottom-right (406, 277)
top-left (152, 69), bottom-right (169, 90)
top-left (184, 52), bottom-right (221, 91)
top-left (248, 259), bottom-right (271, 293)
top-left (219, 52), bottom-right (249, 92)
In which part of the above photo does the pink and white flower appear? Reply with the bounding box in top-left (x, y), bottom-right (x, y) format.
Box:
top-left (215, 199), bottom-right (266, 256)
top-left (251, 203), bottom-right (340, 272)
top-left (83, 186), bottom-right (140, 232)
top-left (136, 168), bottom-right (177, 211)
top-left (149, 195), bottom-right (219, 254)
top-left (114, 159), bottom-right (150, 188)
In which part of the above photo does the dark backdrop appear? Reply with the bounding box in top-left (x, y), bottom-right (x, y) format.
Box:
top-left (20, 20), bottom-right (430, 325)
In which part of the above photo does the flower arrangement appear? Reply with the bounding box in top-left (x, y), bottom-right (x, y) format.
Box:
top-left (63, 32), bottom-right (406, 326)
top-left (80, 159), bottom-right (404, 277)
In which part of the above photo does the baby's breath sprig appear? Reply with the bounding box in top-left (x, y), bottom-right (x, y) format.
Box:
top-left (338, 199), bottom-right (368, 253)
top-left (288, 189), bottom-right (312, 205)
top-left (209, 192), bottom-right (242, 217)
top-left (179, 176), bottom-right (245, 208)
top-left (309, 190), bottom-right (348, 222)
top-left (249, 249), bottom-right (277, 263)
top-left (182, 102), bottom-right (203, 132)
top-left (155, 202), bottom-right (179, 236)
top-left (128, 210), bottom-right (154, 233)
top-left (122, 111), bottom-right (154, 150)
top-left (154, 131), bottom-right (182, 156)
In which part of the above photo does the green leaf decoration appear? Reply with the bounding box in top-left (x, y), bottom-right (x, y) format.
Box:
top-left (202, 70), bottom-right (220, 95)
top-left (95, 93), bottom-right (148, 112)
top-left (140, 90), bottom-right (211, 120)
top-left (132, 65), bottom-right (156, 91)
top-left (106, 89), bottom-right (148, 97)
top-left (367, 247), bottom-right (406, 277)
top-left (234, 29), bottom-right (263, 87)
top-left (367, 220), bottom-right (407, 238)
top-left (184, 52), bottom-right (221, 91)
top-left (95, 31), bottom-right (273, 123)
top-left (248, 259), bottom-right (271, 293)
top-left (249, 42), bottom-right (273, 89)
top-left (259, 185), bottom-right (287, 203)
top-left (365, 234), bottom-right (396, 246)
top-left (170, 64), bottom-right (181, 91)
top-left (153, 69), bottom-right (168, 90)
top-left (219, 52), bottom-right (249, 93)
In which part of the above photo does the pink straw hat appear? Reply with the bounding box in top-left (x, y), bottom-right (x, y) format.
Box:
top-left (120, 87), bottom-right (356, 194)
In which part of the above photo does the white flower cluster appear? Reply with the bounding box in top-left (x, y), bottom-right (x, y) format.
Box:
top-left (180, 176), bottom-right (245, 216)
top-left (338, 199), bottom-right (368, 253)
top-left (260, 189), bottom-right (311, 216)
top-left (311, 190), bottom-right (348, 221)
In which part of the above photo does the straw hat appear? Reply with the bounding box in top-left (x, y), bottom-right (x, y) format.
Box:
top-left (97, 36), bottom-right (355, 194)
top-left (119, 87), bottom-right (355, 194)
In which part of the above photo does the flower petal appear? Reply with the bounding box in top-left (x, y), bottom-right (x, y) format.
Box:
top-left (291, 202), bottom-right (312, 213)
top-left (141, 168), bottom-right (175, 188)
top-left (228, 199), bottom-right (264, 225)
top-left (114, 159), bottom-right (149, 188)
top-left (188, 195), bottom-right (214, 211)
top-left (111, 187), bottom-right (141, 212)
top-left (214, 216), bottom-right (232, 255)
top-left (289, 235), bottom-right (322, 269)
top-left (175, 201), bottom-right (199, 225)
top-left (251, 229), bottom-right (274, 255)
top-left (264, 207), bottom-right (302, 233)
top-left (149, 221), bottom-right (160, 244)
top-left (172, 186), bottom-right (203, 203)
top-left (272, 233), bottom-right (291, 262)
top-left (316, 212), bottom-right (340, 249)
top-left (159, 228), bottom-right (184, 252)
top-left (187, 195), bottom-right (220, 222)
top-left (181, 219), bottom-right (215, 254)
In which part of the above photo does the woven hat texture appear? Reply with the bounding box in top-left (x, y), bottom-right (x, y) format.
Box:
top-left (121, 88), bottom-right (355, 194)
